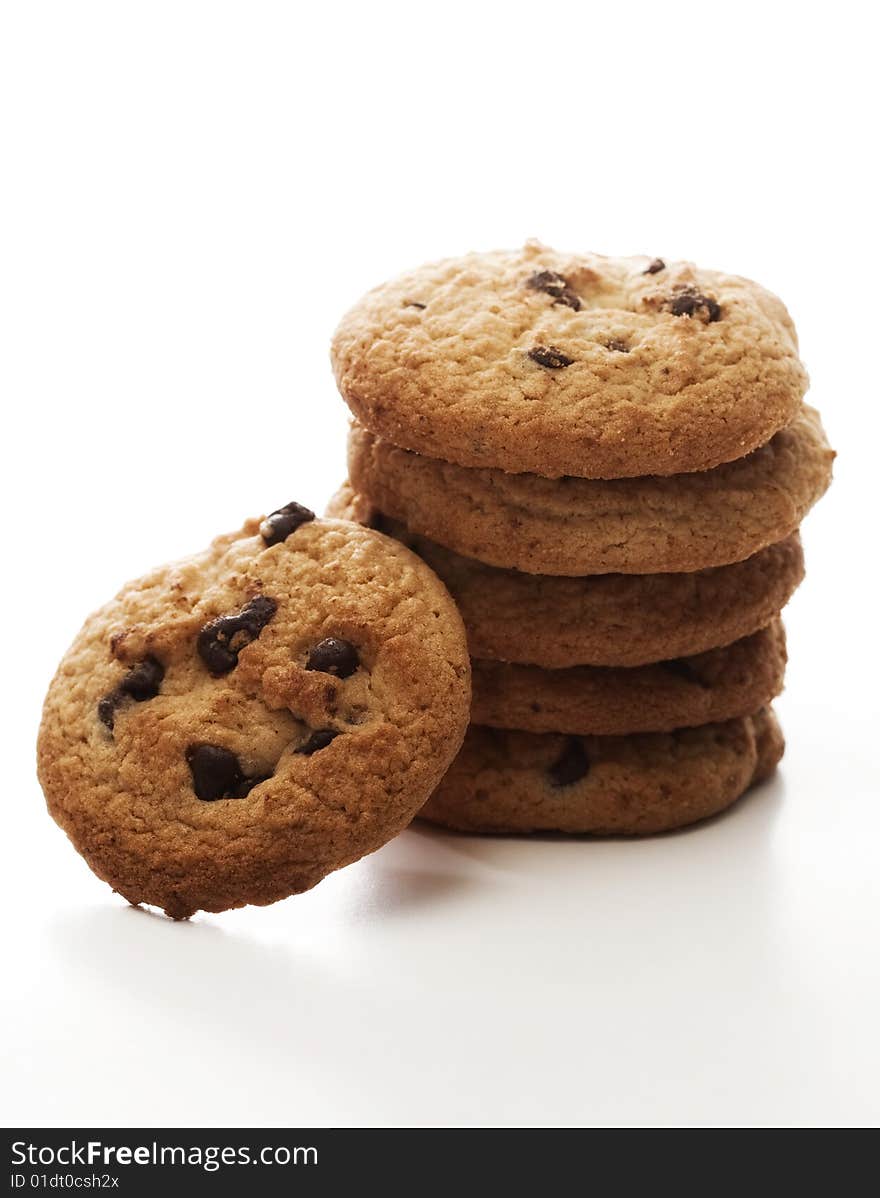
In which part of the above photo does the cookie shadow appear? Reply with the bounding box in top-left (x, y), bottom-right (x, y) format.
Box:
top-left (325, 853), bottom-right (485, 921)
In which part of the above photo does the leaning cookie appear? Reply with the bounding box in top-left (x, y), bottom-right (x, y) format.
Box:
top-left (471, 621), bottom-right (786, 736)
top-left (348, 407), bottom-right (833, 575)
top-left (419, 709), bottom-right (783, 835)
top-left (37, 504), bottom-right (471, 918)
top-left (332, 242), bottom-right (808, 479)
top-left (328, 485), bottom-right (805, 666)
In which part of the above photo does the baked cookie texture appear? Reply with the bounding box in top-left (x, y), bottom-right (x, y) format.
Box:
top-left (347, 406), bottom-right (833, 575)
top-left (327, 485), bottom-right (805, 667)
top-left (37, 513), bottom-right (471, 918)
top-left (419, 708), bottom-right (783, 835)
top-left (471, 621), bottom-right (786, 736)
top-left (332, 242), bottom-right (808, 479)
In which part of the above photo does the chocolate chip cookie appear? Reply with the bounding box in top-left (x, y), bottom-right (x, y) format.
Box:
top-left (470, 621), bottom-right (785, 736)
top-left (37, 508), bottom-right (471, 918)
top-left (328, 485), bottom-right (806, 667)
top-left (347, 406), bottom-right (833, 575)
top-left (419, 708), bottom-right (783, 835)
top-left (332, 242), bottom-right (808, 479)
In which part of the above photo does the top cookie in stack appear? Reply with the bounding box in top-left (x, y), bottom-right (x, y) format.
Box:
top-left (332, 242), bottom-right (832, 579)
top-left (333, 240), bottom-right (808, 480)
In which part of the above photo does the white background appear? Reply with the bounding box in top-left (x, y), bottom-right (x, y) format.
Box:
top-left (1, 1), bottom-right (877, 1128)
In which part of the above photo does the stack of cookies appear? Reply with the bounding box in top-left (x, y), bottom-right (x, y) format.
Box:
top-left (330, 242), bottom-right (834, 835)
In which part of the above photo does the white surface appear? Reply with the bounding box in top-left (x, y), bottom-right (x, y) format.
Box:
top-left (1, 2), bottom-right (877, 1128)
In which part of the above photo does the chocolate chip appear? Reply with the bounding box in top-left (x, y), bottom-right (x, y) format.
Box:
top-left (528, 345), bottom-right (574, 370)
top-left (97, 695), bottom-right (117, 730)
top-left (525, 270), bottom-right (581, 311)
top-left (97, 656), bottom-right (165, 730)
top-left (197, 595), bottom-right (278, 676)
top-left (297, 729), bottom-right (340, 756)
top-left (665, 287), bottom-right (721, 322)
top-left (117, 656), bottom-right (165, 701)
top-left (237, 773), bottom-right (270, 796)
top-left (605, 339), bottom-right (630, 353)
top-left (306, 637), bottom-right (360, 678)
top-left (404, 301), bottom-right (426, 309)
top-left (643, 258), bottom-right (666, 275)
top-left (548, 738), bottom-right (590, 788)
top-left (259, 502), bottom-right (315, 547)
top-left (185, 743), bottom-right (266, 801)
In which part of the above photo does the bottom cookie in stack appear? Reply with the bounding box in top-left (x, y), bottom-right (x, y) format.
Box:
top-left (420, 708), bottom-right (783, 836)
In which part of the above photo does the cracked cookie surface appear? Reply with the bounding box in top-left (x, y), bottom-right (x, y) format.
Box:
top-left (347, 407), bottom-right (833, 575)
top-left (420, 708), bottom-right (783, 835)
top-left (328, 485), bottom-right (805, 666)
top-left (38, 513), bottom-right (471, 917)
top-left (332, 242), bottom-right (808, 479)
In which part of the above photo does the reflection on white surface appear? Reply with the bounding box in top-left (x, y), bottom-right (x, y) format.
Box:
top-left (4, 753), bottom-right (875, 1127)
